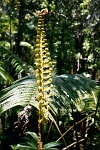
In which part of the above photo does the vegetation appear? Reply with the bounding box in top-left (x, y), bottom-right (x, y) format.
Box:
top-left (0, 0), bottom-right (100, 150)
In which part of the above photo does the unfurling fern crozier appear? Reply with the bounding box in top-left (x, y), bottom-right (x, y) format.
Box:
top-left (35, 9), bottom-right (53, 123)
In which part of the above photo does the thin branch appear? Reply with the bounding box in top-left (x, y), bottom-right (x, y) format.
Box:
top-left (45, 121), bottom-right (53, 143)
top-left (56, 112), bottom-right (95, 142)
top-left (62, 138), bottom-right (85, 150)
top-left (49, 112), bottom-right (67, 147)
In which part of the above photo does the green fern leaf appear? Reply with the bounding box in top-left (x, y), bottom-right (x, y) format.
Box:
top-left (0, 74), bottom-right (97, 115)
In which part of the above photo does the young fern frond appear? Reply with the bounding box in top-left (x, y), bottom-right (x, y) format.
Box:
top-left (34, 9), bottom-right (53, 150)
top-left (35, 9), bottom-right (53, 122)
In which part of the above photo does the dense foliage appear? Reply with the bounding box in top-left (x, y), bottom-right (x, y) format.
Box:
top-left (0, 0), bottom-right (100, 150)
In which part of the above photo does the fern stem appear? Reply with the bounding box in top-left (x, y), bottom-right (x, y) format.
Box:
top-left (38, 113), bottom-right (43, 150)
top-left (35, 8), bottom-right (53, 149)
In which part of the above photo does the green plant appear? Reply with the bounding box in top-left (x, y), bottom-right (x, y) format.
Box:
top-left (0, 8), bottom-right (99, 150)
top-left (34, 9), bottom-right (53, 149)
top-left (0, 74), bottom-right (97, 149)
top-left (0, 74), bottom-right (96, 114)
top-left (0, 41), bottom-right (31, 77)
top-left (0, 67), bottom-right (13, 84)
top-left (11, 132), bottom-right (61, 150)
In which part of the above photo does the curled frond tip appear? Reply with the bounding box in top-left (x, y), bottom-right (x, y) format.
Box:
top-left (40, 8), bottom-right (48, 16)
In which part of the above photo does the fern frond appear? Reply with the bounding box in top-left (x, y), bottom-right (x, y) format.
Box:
top-left (34, 9), bottom-right (53, 123)
top-left (0, 67), bottom-right (14, 83)
top-left (0, 74), bottom-right (97, 114)
top-left (0, 75), bottom-right (38, 113)
top-left (0, 41), bottom-right (31, 75)
top-left (51, 74), bottom-right (97, 113)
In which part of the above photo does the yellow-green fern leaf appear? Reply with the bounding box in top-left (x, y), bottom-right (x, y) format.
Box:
top-left (35, 9), bottom-right (53, 122)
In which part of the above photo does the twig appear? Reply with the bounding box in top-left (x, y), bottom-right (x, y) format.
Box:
top-left (56, 112), bottom-right (95, 142)
top-left (62, 138), bottom-right (85, 150)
